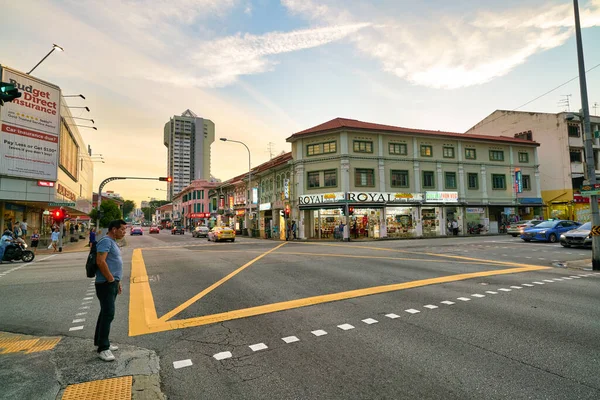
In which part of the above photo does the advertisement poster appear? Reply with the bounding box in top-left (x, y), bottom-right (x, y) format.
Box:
top-left (0, 66), bottom-right (61, 180)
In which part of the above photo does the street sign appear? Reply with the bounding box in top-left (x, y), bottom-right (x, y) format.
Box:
top-left (49, 202), bottom-right (75, 207)
top-left (580, 184), bottom-right (600, 196)
top-left (591, 226), bottom-right (600, 236)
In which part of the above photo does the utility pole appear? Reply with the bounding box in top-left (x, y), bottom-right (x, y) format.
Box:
top-left (573, 0), bottom-right (600, 270)
top-left (267, 142), bottom-right (275, 160)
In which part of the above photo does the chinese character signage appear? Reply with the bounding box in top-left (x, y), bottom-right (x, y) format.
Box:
top-left (515, 170), bottom-right (523, 193)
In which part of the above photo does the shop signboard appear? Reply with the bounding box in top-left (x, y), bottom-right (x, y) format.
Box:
top-left (466, 207), bottom-right (485, 214)
top-left (515, 169), bottom-right (523, 193)
top-left (0, 66), bottom-right (61, 181)
top-left (504, 207), bottom-right (516, 215)
top-left (283, 178), bottom-right (290, 200)
top-left (190, 212), bottom-right (210, 218)
top-left (298, 192), bottom-right (345, 205)
top-left (259, 203), bottom-right (271, 211)
top-left (581, 183), bottom-right (600, 196)
top-left (425, 191), bottom-right (458, 203)
top-left (347, 192), bottom-right (423, 203)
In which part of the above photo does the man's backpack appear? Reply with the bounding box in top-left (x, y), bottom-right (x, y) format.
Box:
top-left (85, 237), bottom-right (107, 278)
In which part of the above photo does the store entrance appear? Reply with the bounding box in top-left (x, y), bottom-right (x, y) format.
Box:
top-left (311, 208), bottom-right (343, 239)
top-left (421, 207), bottom-right (440, 237)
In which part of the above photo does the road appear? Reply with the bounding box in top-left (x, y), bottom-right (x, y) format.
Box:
top-left (1, 229), bottom-right (599, 399)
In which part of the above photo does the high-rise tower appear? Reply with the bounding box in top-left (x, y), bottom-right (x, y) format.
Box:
top-left (164, 109), bottom-right (215, 200)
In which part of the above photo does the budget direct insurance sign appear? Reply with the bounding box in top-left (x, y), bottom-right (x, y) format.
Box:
top-left (0, 66), bottom-right (60, 180)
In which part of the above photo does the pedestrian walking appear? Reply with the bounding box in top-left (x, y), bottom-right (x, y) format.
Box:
top-left (88, 228), bottom-right (96, 247)
top-left (69, 224), bottom-right (75, 235)
top-left (20, 219), bottom-right (28, 237)
top-left (291, 221), bottom-right (297, 240)
top-left (94, 219), bottom-right (126, 362)
top-left (51, 228), bottom-right (60, 252)
top-left (13, 221), bottom-right (22, 238)
top-left (452, 219), bottom-right (459, 236)
top-left (30, 229), bottom-right (40, 254)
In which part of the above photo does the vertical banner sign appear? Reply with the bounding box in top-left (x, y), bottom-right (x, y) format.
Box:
top-left (219, 195), bottom-right (225, 210)
top-left (252, 187), bottom-right (258, 204)
top-left (515, 169), bottom-right (523, 193)
top-left (283, 178), bottom-right (290, 200)
top-left (228, 195), bottom-right (234, 210)
top-left (0, 66), bottom-right (61, 180)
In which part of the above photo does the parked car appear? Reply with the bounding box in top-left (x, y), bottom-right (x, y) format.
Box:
top-left (171, 226), bottom-right (185, 235)
top-left (560, 221), bottom-right (592, 248)
top-left (521, 220), bottom-right (581, 243)
top-left (149, 225), bottom-right (160, 234)
top-left (208, 226), bottom-right (235, 242)
top-left (192, 226), bottom-right (209, 238)
top-left (507, 219), bottom-right (542, 237)
top-left (130, 225), bottom-right (143, 235)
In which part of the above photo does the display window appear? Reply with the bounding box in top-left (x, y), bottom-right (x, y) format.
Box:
top-left (465, 208), bottom-right (487, 234)
top-left (386, 207), bottom-right (416, 238)
top-left (421, 207), bottom-right (440, 237)
top-left (311, 208), bottom-right (344, 238)
top-left (350, 208), bottom-right (381, 239)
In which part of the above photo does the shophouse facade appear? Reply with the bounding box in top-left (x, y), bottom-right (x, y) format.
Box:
top-left (0, 65), bottom-right (94, 240)
top-left (467, 110), bottom-right (600, 221)
top-left (287, 118), bottom-right (542, 240)
top-left (171, 178), bottom-right (221, 229)
top-left (157, 203), bottom-right (173, 228)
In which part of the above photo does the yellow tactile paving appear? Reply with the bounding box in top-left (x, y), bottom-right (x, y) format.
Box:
top-left (0, 332), bottom-right (61, 354)
top-left (62, 376), bottom-right (132, 400)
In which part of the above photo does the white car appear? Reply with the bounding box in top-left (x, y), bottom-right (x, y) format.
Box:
top-left (192, 226), bottom-right (210, 238)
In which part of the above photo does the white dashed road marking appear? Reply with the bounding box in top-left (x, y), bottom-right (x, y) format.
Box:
top-left (498, 288), bottom-right (512, 292)
top-left (362, 318), bottom-right (378, 324)
top-left (485, 291), bottom-right (498, 294)
top-left (249, 343), bottom-right (268, 352)
top-left (457, 297), bottom-right (471, 301)
top-left (471, 294), bottom-right (485, 298)
top-left (213, 352), bottom-right (232, 361)
top-left (385, 313), bottom-right (401, 319)
top-left (173, 359), bottom-right (193, 369)
top-left (337, 324), bottom-right (355, 331)
top-left (311, 330), bottom-right (328, 336)
top-left (282, 336), bottom-right (300, 343)
top-left (424, 305), bottom-right (439, 309)
top-left (543, 280), bottom-right (555, 283)
top-left (441, 301), bottom-right (455, 305)
top-left (533, 281), bottom-right (545, 284)
top-left (72, 319), bottom-right (85, 323)
top-left (522, 284), bottom-right (534, 287)
top-left (510, 286), bottom-right (523, 289)
top-left (69, 326), bottom-right (84, 331)
top-left (405, 309), bottom-right (421, 314)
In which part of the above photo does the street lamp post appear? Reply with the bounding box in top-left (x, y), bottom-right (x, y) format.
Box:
top-left (573, 0), bottom-right (600, 270)
top-left (27, 44), bottom-right (63, 75)
top-left (220, 138), bottom-right (252, 236)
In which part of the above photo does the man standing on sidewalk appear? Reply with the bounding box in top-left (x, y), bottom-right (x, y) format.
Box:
top-left (94, 219), bottom-right (126, 362)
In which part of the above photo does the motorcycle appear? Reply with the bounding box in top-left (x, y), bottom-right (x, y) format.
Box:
top-left (2, 239), bottom-right (35, 263)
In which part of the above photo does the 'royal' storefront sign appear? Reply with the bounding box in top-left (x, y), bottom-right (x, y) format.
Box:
top-left (299, 192), bottom-right (423, 206)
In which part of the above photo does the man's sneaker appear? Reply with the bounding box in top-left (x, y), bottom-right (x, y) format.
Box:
top-left (98, 350), bottom-right (115, 362)
top-left (109, 345), bottom-right (118, 351)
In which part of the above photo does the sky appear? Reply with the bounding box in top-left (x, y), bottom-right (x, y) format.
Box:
top-left (1, 0), bottom-right (600, 208)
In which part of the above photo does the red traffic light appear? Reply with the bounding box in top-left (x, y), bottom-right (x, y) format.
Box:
top-left (159, 177), bottom-right (172, 182)
top-left (52, 209), bottom-right (65, 221)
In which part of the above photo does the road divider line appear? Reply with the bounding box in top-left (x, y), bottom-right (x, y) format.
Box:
top-left (129, 249), bottom-right (160, 336)
top-left (157, 243), bottom-right (288, 322)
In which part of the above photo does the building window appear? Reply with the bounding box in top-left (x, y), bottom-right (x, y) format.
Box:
top-left (353, 140), bottom-right (373, 153)
top-left (445, 172), bottom-right (457, 189)
top-left (489, 150), bottom-right (505, 161)
top-left (307, 171), bottom-right (320, 188)
top-left (390, 170), bottom-right (409, 188)
top-left (324, 170), bottom-right (337, 187)
top-left (389, 143), bottom-right (407, 155)
top-left (465, 148), bottom-right (476, 160)
top-left (570, 149), bottom-right (582, 162)
top-left (422, 171), bottom-right (435, 188)
top-left (355, 169), bottom-right (375, 187)
top-left (518, 152), bottom-right (529, 163)
top-left (492, 174), bottom-right (506, 190)
top-left (443, 147), bottom-right (455, 158)
top-left (307, 144), bottom-right (322, 156)
top-left (568, 125), bottom-right (580, 137)
top-left (420, 145), bottom-right (433, 157)
top-left (467, 173), bottom-right (478, 190)
top-left (323, 141), bottom-right (336, 154)
top-left (523, 175), bottom-right (531, 191)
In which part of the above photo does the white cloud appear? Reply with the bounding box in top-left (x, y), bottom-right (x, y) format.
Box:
top-left (282, 0), bottom-right (600, 89)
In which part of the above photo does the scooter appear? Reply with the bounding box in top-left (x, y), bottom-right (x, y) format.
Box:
top-left (2, 239), bottom-right (35, 263)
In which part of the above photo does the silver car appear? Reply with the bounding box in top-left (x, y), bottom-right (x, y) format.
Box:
top-left (192, 226), bottom-right (209, 238)
top-left (507, 219), bottom-right (542, 237)
top-left (560, 222), bottom-right (592, 248)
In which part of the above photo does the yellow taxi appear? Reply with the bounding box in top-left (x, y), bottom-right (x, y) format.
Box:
top-left (207, 226), bottom-right (236, 242)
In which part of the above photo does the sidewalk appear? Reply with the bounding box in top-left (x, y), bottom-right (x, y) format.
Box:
top-left (0, 331), bottom-right (165, 400)
top-left (35, 237), bottom-right (90, 256)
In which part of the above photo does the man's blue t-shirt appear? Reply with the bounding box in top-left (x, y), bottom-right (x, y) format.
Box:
top-left (51, 231), bottom-right (59, 241)
top-left (95, 237), bottom-right (123, 283)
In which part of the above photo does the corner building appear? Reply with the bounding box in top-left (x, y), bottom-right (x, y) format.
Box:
top-left (287, 118), bottom-right (542, 239)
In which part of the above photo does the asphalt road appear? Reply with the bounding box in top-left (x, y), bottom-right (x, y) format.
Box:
top-left (1, 229), bottom-right (599, 399)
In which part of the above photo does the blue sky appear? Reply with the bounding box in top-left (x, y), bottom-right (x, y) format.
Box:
top-left (1, 0), bottom-right (599, 207)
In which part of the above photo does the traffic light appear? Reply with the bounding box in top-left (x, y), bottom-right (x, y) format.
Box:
top-left (158, 177), bottom-right (172, 182)
top-left (349, 206), bottom-right (355, 216)
top-left (52, 209), bottom-right (65, 223)
top-left (284, 204), bottom-right (290, 218)
top-left (0, 82), bottom-right (21, 106)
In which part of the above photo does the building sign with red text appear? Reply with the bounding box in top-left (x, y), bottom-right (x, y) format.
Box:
top-left (0, 66), bottom-right (61, 180)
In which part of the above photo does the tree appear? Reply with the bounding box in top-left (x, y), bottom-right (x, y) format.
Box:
top-left (141, 207), bottom-right (152, 222)
top-left (122, 200), bottom-right (136, 218)
top-left (90, 201), bottom-right (123, 228)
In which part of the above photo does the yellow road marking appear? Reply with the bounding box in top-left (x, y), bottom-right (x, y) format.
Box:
top-left (287, 242), bottom-right (543, 269)
top-left (157, 242), bottom-right (288, 322)
top-left (62, 376), bottom-right (132, 400)
top-left (129, 249), bottom-right (160, 335)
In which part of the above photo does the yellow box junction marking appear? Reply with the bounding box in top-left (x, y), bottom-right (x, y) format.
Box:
top-left (62, 376), bottom-right (132, 400)
top-left (128, 242), bottom-right (551, 336)
top-left (0, 332), bottom-right (61, 354)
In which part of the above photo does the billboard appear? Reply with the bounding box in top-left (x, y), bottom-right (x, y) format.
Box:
top-left (0, 66), bottom-right (61, 180)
